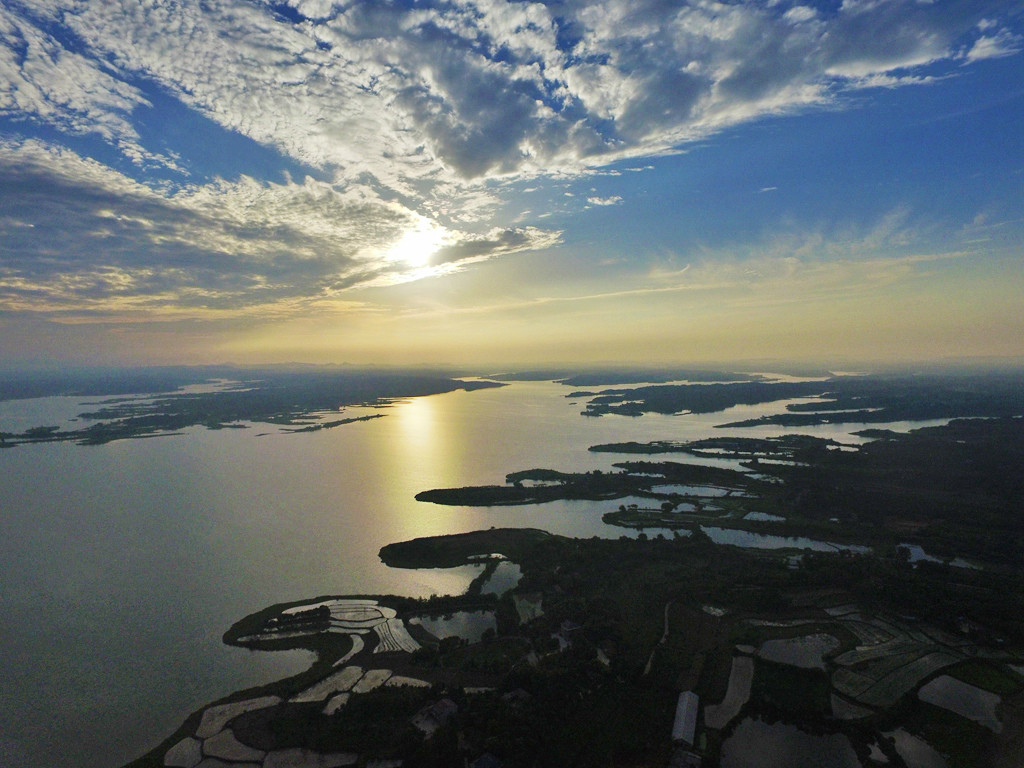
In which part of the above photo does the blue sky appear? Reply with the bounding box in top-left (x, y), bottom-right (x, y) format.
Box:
top-left (0, 0), bottom-right (1021, 366)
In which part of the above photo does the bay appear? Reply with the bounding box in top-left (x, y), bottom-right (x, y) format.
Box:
top-left (0, 379), bottom-right (941, 768)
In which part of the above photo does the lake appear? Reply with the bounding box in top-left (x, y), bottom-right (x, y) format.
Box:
top-left (0, 378), bottom-right (947, 767)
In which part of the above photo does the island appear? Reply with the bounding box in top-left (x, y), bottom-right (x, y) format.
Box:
top-left (0, 367), bottom-right (503, 446)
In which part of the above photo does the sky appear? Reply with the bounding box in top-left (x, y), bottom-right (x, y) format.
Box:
top-left (0, 0), bottom-right (1022, 368)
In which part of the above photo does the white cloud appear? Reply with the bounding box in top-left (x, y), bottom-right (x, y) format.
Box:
top-left (0, 3), bottom-right (175, 168)
top-left (0, 0), bottom-right (1018, 322)
top-left (586, 195), bottom-right (622, 206)
top-left (2, 0), bottom-right (1015, 189)
top-left (784, 7), bottom-right (818, 24)
top-left (963, 26), bottom-right (1022, 62)
top-left (0, 139), bottom-right (558, 317)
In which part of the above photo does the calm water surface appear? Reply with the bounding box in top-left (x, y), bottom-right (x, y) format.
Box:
top-left (0, 380), bottom-right (944, 768)
top-left (720, 717), bottom-right (861, 768)
top-left (408, 610), bottom-right (498, 643)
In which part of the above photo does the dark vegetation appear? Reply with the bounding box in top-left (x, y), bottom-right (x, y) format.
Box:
top-left (590, 434), bottom-right (841, 457)
top-left (416, 468), bottom-right (667, 505)
top-left (722, 371), bottom-right (1024, 427)
top-left (749, 660), bottom-right (833, 718)
top-left (381, 529), bottom-right (554, 568)
top-left (557, 369), bottom-right (761, 386)
top-left (770, 417), bottom-right (1024, 565)
top-left (573, 380), bottom-right (822, 417)
top-left (231, 689), bottom-right (431, 757)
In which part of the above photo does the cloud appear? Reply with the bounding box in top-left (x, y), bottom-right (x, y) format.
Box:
top-left (586, 195), bottom-right (622, 206)
top-left (0, 139), bottom-right (558, 317)
top-left (0, 3), bottom-right (189, 171)
top-left (427, 227), bottom-right (563, 267)
top-left (0, 1), bottom-right (1019, 323)
top-left (962, 24), bottom-right (1022, 62)
top-left (2, 0), bottom-right (1017, 187)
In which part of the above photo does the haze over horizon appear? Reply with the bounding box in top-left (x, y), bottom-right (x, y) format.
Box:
top-left (1, 0), bottom-right (1022, 367)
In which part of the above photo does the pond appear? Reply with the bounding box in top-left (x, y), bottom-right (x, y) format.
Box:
top-left (900, 543), bottom-right (978, 570)
top-left (480, 561), bottom-right (522, 596)
top-left (830, 694), bottom-right (873, 720)
top-left (702, 527), bottom-right (872, 554)
top-left (408, 610), bottom-right (497, 643)
top-left (758, 634), bottom-right (839, 670)
top-left (720, 717), bottom-right (861, 768)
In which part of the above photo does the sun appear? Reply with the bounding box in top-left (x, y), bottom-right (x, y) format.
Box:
top-left (384, 220), bottom-right (449, 267)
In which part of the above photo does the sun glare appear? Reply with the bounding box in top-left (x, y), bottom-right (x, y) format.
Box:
top-left (384, 220), bottom-right (449, 267)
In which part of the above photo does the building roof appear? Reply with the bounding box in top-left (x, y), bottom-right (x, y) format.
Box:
top-left (671, 691), bottom-right (699, 745)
